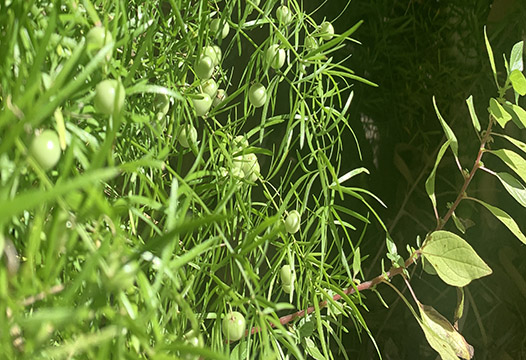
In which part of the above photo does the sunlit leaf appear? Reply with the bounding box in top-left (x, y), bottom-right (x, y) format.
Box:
top-left (509, 69), bottom-right (526, 96)
top-left (465, 95), bottom-right (481, 133)
top-left (352, 247), bottom-right (361, 279)
top-left (495, 172), bottom-right (526, 207)
top-left (418, 302), bottom-right (474, 360)
top-left (493, 133), bottom-right (526, 154)
top-left (484, 26), bottom-right (498, 87)
top-left (433, 97), bottom-right (458, 157)
top-left (489, 98), bottom-right (511, 128)
top-left (469, 198), bottom-right (526, 244)
top-left (502, 103), bottom-right (526, 129)
top-left (425, 140), bottom-right (452, 210)
top-left (421, 231), bottom-right (492, 287)
top-left (330, 167), bottom-right (369, 187)
top-left (509, 41), bottom-right (524, 73)
top-left (488, 148), bottom-right (526, 183)
top-left (304, 337), bottom-right (325, 360)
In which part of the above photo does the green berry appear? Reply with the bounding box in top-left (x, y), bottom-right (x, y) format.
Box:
top-left (30, 130), bottom-right (61, 171)
top-left (285, 210), bottom-right (301, 234)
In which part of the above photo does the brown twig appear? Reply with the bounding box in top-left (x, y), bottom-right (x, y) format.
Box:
top-left (248, 254), bottom-right (420, 335)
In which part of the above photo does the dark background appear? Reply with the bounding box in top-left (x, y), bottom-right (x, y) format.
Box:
top-left (306, 0), bottom-right (526, 359)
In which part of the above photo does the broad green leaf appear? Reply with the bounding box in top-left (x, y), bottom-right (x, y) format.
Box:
top-left (469, 198), bottom-right (526, 244)
top-left (418, 303), bottom-right (474, 360)
top-left (484, 26), bottom-right (498, 87)
top-left (304, 337), bottom-right (325, 360)
top-left (230, 342), bottom-right (248, 360)
top-left (492, 133), bottom-right (526, 154)
top-left (386, 234), bottom-right (397, 255)
top-left (433, 97), bottom-right (458, 157)
top-left (425, 140), bottom-right (452, 210)
top-left (298, 320), bottom-right (316, 338)
top-left (510, 104), bottom-right (526, 126)
top-left (488, 148), bottom-right (526, 183)
top-left (502, 103), bottom-right (526, 129)
top-left (509, 69), bottom-right (526, 96)
top-left (465, 95), bottom-right (481, 132)
top-left (421, 231), bottom-right (492, 287)
top-left (509, 41), bottom-right (524, 73)
top-left (489, 98), bottom-right (512, 128)
top-left (495, 172), bottom-right (526, 207)
top-left (451, 211), bottom-right (466, 234)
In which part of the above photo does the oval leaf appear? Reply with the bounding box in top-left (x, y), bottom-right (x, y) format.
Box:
top-left (418, 303), bottom-right (474, 360)
top-left (488, 148), bottom-right (526, 183)
top-left (510, 104), bottom-right (526, 128)
top-left (492, 133), bottom-right (526, 154)
top-left (496, 172), bottom-right (526, 207)
top-left (509, 69), bottom-right (526, 96)
top-left (502, 103), bottom-right (526, 129)
top-left (421, 231), bottom-right (492, 287)
top-left (509, 41), bottom-right (524, 73)
top-left (489, 98), bottom-right (512, 128)
top-left (468, 198), bottom-right (526, 245)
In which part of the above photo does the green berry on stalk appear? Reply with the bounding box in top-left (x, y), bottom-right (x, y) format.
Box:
top-left (94, 79), bottom-right (125, 115)
top-left (304, 36), bottom-right (317, 51)
top-left (153, 93), bottom-right (170, 119)
top-left (195, 56), bottom-right (214, 79)
top-left (276, 5), bottom-right (292, 25)
top-left (213, 89), bottom-right (227, 107)
top-left (231, 165), bottom-right (245, 181)
top-left (265, 44), bottom-right (286, 70)
top-left (178, 125), bottom-right (197, 148)
top-left (285, 210), bottom-right (301, 234)
top-left (280, 264), bottom-right (293, 286)
top-left (86, 26), bottom-right (113, 59)
top-left (30, 130), bottom-right (61, 171)
top-left (202, 79), bottom-right (218, 97)
top-left (247, 0), bottom-right (261, 14)
top-left (282, 283), bottom-right (292, 294)
top-left (222, 311), bottom-right (246, 342)
top-left (181, 330), bottom-right (204, 360)
top-left (319, 21), bottom-right (335, 41)
top-left (233, 152), bottom-right (260, 182)
top-left (248, 83), bottom-right (267, 108)
top-left (210, 18), bottom-right (230, 39)
top-left (192, 93), bottom-right (213, 117)
top-left (203, 45), bottom-right (221, 66)
top-left (232, 135), bottom-right (249, 152)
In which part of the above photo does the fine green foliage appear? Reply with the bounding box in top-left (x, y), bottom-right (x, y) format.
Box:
top-left (0, 0), bottom-right (378, 358)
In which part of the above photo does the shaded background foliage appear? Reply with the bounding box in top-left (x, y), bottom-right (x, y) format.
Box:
top-left (306, 0), bottom-right (526, 358)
